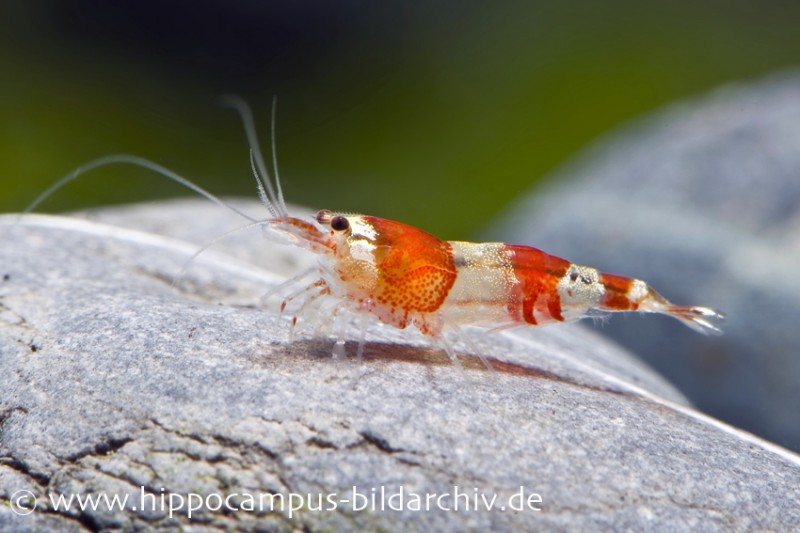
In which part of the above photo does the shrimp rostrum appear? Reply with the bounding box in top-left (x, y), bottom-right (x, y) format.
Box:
top-left (28, 98), bottom-right (724, 366)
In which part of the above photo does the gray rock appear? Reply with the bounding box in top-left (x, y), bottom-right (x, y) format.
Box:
top-left (489, 70), bottom-right (800, 453)
top-left (1, 200), bottom-right (798, 531)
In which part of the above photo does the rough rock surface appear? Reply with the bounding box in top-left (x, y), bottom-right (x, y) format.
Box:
top-left (1, 200), bottom-right (798, 531)
top-left (490, 70), bottom-right (800, 454)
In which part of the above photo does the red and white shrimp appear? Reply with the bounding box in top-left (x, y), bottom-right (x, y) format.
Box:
top-left (269, 209), bottom-right (723, 346)
top-left (28, 98), bottom-right (724, 365)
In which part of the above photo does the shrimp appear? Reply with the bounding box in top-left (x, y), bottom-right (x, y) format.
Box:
top-left (26, 98), bottom-right (724, 366)
top-left (272, 210), bottom-right (724, 337)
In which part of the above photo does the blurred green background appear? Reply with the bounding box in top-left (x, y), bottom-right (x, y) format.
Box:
top-left (2, 0), bottom-right (800, 239)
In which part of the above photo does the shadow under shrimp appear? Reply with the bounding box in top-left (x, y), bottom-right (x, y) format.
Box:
top-left (269, 338), bottom-right (628, 396)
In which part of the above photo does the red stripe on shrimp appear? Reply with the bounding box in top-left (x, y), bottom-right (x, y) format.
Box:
top-left (506, 245), bottom-right (570, 325)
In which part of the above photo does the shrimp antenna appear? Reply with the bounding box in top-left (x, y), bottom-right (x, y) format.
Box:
top-left (221, 95), bottom-right (289, 219)
top-left (270, 95), bottom-right (286, 211)
top-left (249, 149), bottom-right (273, 216)
top-left (171, 218), bottom-right (271, 287)
top-left (22, 154), bottom-right (257, 223)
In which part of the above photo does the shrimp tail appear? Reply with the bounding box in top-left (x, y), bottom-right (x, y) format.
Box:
top-left (636, 286), bottom-right (725, 335)
top-left (656, 304), bottom-right (725, 335)
top-left (596, 272), bottom-right (724, 335)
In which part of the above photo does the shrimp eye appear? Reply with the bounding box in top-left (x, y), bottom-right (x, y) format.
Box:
top-left (331, 215), bottom-right (350, 231)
